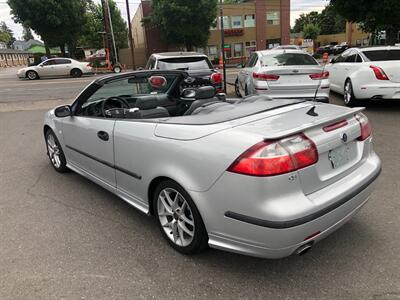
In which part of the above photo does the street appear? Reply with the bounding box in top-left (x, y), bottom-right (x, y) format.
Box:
top-left (1, 68), bottom-right (400, 299)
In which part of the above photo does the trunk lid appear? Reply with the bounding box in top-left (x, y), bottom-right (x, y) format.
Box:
top-left (370, 61), bottom-right (400, 83)
top-left (257, 66), bottom-right (324, 91)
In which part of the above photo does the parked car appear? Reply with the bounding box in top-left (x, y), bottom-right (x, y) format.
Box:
top-left (316, 45), bottom-right (335, 55)
top-left (235, 49), bottom-right (330, 102)
top-left (332, 42), bottom-right (349, 55)
top-left (17, 58), bottom-right (92, 80)
top-left (145, 52), bottom-right (222, 92)
top-left (43, 69), bottom-right (381, 259)
top-left (326, 46), bottom-right (400, 106)
top-left (274, 45), bottom-right (302, 50)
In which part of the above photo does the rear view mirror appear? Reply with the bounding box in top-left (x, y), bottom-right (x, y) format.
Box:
top-left (54, 105), bottom-right (71, 118)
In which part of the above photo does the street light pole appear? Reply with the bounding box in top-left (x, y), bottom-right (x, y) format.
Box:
top-left (106, 0), bottom-right (119, 63)
top-left (219, 0), bottom-right (227, 93)
top-left (125, 0), bottom-right (136, 70)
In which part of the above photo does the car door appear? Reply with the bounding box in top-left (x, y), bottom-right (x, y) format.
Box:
top-left (37, 59), bottom-right (57, 77)
top-left (328, 49), bottom-right (351, 92)
top-left (238, 52), bottom-right (258, 92)
top-left (61, 83), bottom-right (118, 189)
top-left (54, 58), bottom-right (72, 76)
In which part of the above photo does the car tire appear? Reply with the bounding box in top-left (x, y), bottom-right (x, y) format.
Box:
top-left (245, 84), bottom-right (249, 96)
top-left (71, 68), bottom-right (82, 78)
top-left (235, 78), bottom-right (242, 98)
top-left (45, 129), bottom-right (68, 173)
top-left (344, 79), bottom-right (358, 107)
top-left (26, 70), bottom-right (39, 80)
top-left (154, 180), bottom-right (208, 255)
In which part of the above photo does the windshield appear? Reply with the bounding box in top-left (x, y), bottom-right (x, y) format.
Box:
top-left (362, 49), bottom-right (400, 61)
top-left (157, 57), bottom-right (212, 71)
top-left (261, 53), bottom-right (318, 66)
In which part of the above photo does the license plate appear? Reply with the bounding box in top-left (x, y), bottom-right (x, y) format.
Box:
top-left (328, 144), bottom-right (351, 169)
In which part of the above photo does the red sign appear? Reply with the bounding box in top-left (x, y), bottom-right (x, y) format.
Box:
top-left (224, 29), bottom-right (244, 37)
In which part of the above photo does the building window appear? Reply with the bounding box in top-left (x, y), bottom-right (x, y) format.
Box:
top-left (244, 14), bottom-right (255, 27)
top-left (266, 11), bottom-right (280, 25)
top-left (245, 41), bottom-right (256, 56)
top-left (219, 16), bottom-right (230, 29)
top-left (267, 39), bottom-right (281, 49)
top-left (231, 16), bottom-right (242, 28)
top-left (208, 45), bottom-right (218, 60)
top-left (233, 43), bottom-right (243, 57)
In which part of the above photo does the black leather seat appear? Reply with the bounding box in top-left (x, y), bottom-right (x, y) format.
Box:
top-left (184, 86), bottom-right (220, 116)
top-left (126, 97), bottom-right (170, 119)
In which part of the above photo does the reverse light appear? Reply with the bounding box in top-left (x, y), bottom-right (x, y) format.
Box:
top-left (355, 113), bottom-right (372, 141)
top-left (309, 71), bottom-right (329, 80)
top-left (252, 72), bottom-right (280, 81)
top-left (370, 65), bottom-right (389, 80)
top-left (227, 134), bottom-right (318, 177)
top-left (211, 72), bottom-right (222, 84)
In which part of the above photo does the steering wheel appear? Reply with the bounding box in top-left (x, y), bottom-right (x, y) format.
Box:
top-left (101, 96), bottom-right (130, 117)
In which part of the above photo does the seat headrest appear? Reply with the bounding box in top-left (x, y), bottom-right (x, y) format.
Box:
top-left (195, 86), bottom-right (216, 100)
top-left (135, 97), bottom-right (158, 110)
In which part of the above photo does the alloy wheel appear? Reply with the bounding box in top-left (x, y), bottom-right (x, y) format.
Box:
top-left (27, 71), bottom-right (37, 80)
top-left (47, 133), bottom-right (61, 168)
top-left (344, 81), bottom-right (352, 104)
top-left (157, 187), bottom-right (195, 247)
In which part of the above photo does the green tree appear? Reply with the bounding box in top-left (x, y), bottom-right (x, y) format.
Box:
top-left (303, 23), bottom-right (321, 41)
top-left (79, 0), bottom-right (128, 51)
top-left (0, 21), bottom-right (15, 47)
top-left (330, 0), bottom-right (400, 44)
top-left (292, 5), bottom-right (346, 35)
top-left (8, 0), bottom-right (87, 57)
top-left (22, 25), bottom-right (34, 41)
top-left (147, 0), bottom-right (218, 50)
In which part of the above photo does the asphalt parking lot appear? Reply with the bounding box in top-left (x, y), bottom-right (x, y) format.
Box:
top-left (1, 68), bottom-right (399, 299)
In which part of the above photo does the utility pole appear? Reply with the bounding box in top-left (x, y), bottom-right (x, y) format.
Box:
top-left (125, 0), bottom-right (136, 69)
top-left (101, 0), bottom-right (118, 64)
top-left (219, 0), bottom-right (227, 92)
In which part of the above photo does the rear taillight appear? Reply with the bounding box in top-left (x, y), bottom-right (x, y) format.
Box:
top-left (211, 72), bottom-right (222, 84)
top-left (227, 134), bottom-right (318, 177)
top-left (370, 65), bottom-right (389, 80)
top-left (355, 113), bottom-right (372, 141)
top-left (252, 72), bottom-right (280, 81)
top-left (309, 71), bottom-right (329, 80)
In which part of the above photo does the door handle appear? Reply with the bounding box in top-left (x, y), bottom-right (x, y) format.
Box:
top-left (97, 131), bottom-right (109, 141)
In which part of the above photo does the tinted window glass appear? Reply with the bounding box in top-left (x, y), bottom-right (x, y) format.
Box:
top-left (157, 57), bottom-right (212, 71)
top-left (56, 59), bottom-right (71, 64)
top-left (355, 54), bottom-right (363, 63)
top-left (362, 49), bottom-right (400, 61)
top-left (261, 53), bottom-right (318, 66)
top-left (245, 53), bottom-right (257, 67)
top-left (345, 54), bottom-right (356, 63)
top-left (42, 60), bottom-right (56, 66)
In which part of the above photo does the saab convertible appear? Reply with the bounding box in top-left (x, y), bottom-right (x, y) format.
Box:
top-left (43, 70), bottom-right (381, 258)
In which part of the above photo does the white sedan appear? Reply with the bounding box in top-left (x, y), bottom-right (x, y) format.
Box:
top-left (17, 58), bottom-right (93, 80)
top-left (235, 49), bottom-right (330, 102)
top-left (326, 46), bottom-right (400, 106)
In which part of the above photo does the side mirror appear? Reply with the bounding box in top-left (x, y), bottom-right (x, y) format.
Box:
top-left (54, 105), bottom-right (71, 118)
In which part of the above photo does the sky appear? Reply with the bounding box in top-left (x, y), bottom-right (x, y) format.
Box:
top-left (0, 0), bottom-right (326, 41)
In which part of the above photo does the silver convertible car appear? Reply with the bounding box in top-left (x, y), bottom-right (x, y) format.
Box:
top-left (43, 70), bottom-right (381, 259)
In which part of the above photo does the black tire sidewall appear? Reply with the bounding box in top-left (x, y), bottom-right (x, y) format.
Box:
top-left (235, 78), bottom-right (242, 98)
top-left (27, 70), bottom-right (38, 80)
top-left (153, 180), bottom-right (208, 254)
top-left (344, 79), bottom-right (357, 107)
top-left (45, 129), bottom-right (68, 173)
top-left (71, 69), bottom-right (82, 78)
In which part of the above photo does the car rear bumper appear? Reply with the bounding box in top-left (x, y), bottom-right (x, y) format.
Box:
top-left (254, 86), bottom-right (330, 102)
top-left (191, 151), bottom-right (381, 259)
top-left (356, 83), bottom-right (400, 100)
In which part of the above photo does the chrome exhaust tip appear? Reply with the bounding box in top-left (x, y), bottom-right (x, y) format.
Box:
top-left (295, 243), bottom-right (313, 256)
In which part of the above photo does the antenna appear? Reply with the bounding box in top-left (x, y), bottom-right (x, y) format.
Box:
top-left (307, 52), bottom-right (329, 117)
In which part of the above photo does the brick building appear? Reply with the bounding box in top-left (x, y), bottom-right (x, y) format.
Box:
top-left (131, 0), bottom-right (290, 65)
